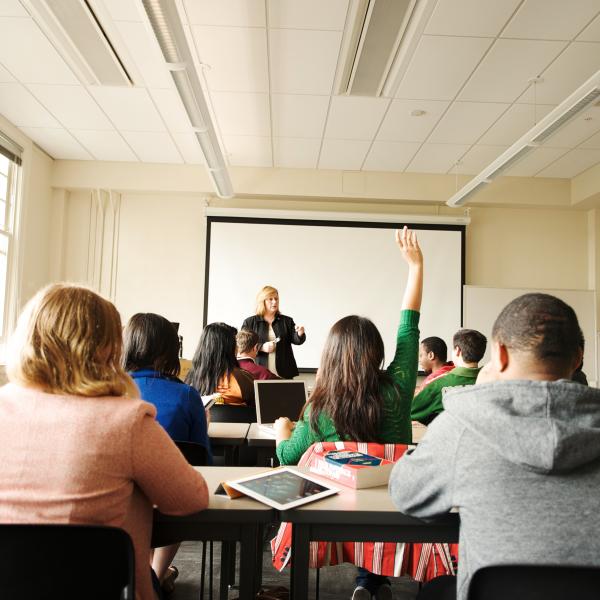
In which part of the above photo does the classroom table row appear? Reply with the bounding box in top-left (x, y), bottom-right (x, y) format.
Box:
top-left (152, 465), bottom-right (458, 600)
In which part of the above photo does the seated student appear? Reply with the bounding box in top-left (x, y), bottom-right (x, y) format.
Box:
top-left (275, 227), bottom-right (423, 600)
top-left (411, 329), bottom-right (486, 425)
top-left (389, 293), bottom-right (600, 600)
top-left (0, 284), bottom-right (208, 600)
top-left (414, 336), bottom-right (454, 395)
top-left (236, 329), bottom-right (280, 380)
top-left (124, 312), bottom-right (212, 593)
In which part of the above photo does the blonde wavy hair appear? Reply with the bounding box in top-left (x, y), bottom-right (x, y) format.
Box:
top-left (7, 283), bottom-right (135, 397)
top-left (255, 285), bottom-right (279, 317)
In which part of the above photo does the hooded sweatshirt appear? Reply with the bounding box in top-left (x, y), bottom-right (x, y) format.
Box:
top-left (389, 379), bottom-right (600, 600)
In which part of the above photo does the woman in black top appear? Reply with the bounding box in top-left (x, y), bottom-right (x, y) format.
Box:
top-left (242, 286), bottom-right (306, 379)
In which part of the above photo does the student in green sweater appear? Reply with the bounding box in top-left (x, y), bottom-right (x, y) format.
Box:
top-left (274, 226), bottom-right (423, 600)
top-left (411, 328), bottom-right (487, 425)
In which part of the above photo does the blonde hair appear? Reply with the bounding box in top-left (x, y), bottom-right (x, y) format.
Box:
top-left (255, 286), bottom-right (279, 317)
top-left (7, 283), bottom-right (134, 397)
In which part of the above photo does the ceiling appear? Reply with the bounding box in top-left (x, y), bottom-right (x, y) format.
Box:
top-left (1, 0), bottom-right (600, 180)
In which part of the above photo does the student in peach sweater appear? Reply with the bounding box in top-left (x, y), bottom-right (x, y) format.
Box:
top-left (0, 284), bottom-right (209, 600)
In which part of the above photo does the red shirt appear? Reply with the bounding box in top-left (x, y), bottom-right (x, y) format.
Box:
top-left (237, 357), bottom-right (279, 380)
top-left (414, 362), bottom-right (454, 396)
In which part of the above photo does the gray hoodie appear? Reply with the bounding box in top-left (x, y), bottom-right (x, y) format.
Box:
top-left (389, 379), bottom-right (600, 600)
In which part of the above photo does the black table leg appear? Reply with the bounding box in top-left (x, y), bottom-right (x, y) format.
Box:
top-left (239, 523), bottom-right (259, 600)
top-left (290, 524), bottom-right (310, 600)
top-left (219, 541), bottom-right (232, 600)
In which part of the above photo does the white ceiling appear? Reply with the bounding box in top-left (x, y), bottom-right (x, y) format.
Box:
top-left (0, 0), bottom-right (599, 180)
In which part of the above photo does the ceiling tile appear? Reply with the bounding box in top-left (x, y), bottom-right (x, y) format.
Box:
top-left (270, 94), bottom-right (329, 138)
top-left (502, 0), bottom-right (600, 40)
top-left (536, 148), bottom-right (600, 177)
top-left (88, 87), bottom-right (166, 132)
top-left (267, 0), bottom-right (348, 30)
top-left (210, 92), bottom-right (270, 136)
top-left (171, 133), bottom-right (206, 164)
top-left (0, 63), bottom-right (14, 82)
top-left (318, 139), bottom-right (371, 170)
top-left (429, 102), bottom-right (509, 145)
top-left (455, 145), bottom-right (508, 175)
top-left (0, 83), bottom-right (59, 127)
top-left (425, 0), bottom-right (521, 37)
top-left (539, 104), bottom-right (600, 148)
top-left (192, 26), bottom-right (268, 93)
top-left (0, 1), bottom-right (27, 17)
top-left (27, 84), bottom-right (114, 130)
top-left (120, 131), bottom-right (183, 163)
top-left (504, 146), bottom-right (568, 176)
top-left (183, 0), bottom-right (266, 27)
top-left (377, 99), bottom-right (450, 142)
top-left (114, 21), bottom-right (172, 88)
top-left (518, 42), bottom-right (600, 104)
top-left (324, 96), bottom-right (389, 140)
top-left (269, 29), bottom-right (342, 94)
top-left (406, 143), bottom-right (471, 174)
top-left (363, 141), bottom-right (420, 172)
top-left (96, 0), bottom-right (143, 22)
top-left (222, 135), bottom-right (272, 167)
top-left (459, 39), bottom-right (566, 103)
top-left (395, 36), bottom-right (493, 101)
top-left (273, 138), bottom-right (321, 168)
top-left (580, 129), bottom-right (600, 149)
top-left (578, 13), bottom-right (600, 41)
top-left (20, 127), bottom-right (92, 160)
top-left (0, 17), bottom-right (78, 84)
top-left (478, 103), bottom-right (555, 145)
top-left (148, 88), bottom-right (193, 132)
top-left (69, 130), bottom-right (138, 161)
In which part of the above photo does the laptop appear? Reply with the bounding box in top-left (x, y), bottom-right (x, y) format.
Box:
top-left (254, 380), bottom-right (308, 436)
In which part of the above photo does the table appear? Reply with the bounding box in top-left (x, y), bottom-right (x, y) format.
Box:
top-left (208, 422), bottom-right (250, 465)
top-left (152, 466), bottom-right (275, 600)
top-left (280, 467), bottom-right (459, 600)
top-left (246, 422), bottom-right (278, 466)
top-left (411, 421), bottom-right (427, 443)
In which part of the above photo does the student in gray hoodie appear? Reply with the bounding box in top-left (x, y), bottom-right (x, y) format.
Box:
top-left (389, 292), bottom-right (600, 600)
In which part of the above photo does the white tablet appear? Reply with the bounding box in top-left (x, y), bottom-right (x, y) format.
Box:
top-left (226, 467), bottom-right (339, 510)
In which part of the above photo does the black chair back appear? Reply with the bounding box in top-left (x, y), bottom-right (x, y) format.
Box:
top-left (0, 524), bottom-right (134, 600)
top-left (175, 440), bottom-right (209, 466)
top-left (210, 404), bottom-right (256, 423)
top-left (468, 565), bottom-right (600, 600)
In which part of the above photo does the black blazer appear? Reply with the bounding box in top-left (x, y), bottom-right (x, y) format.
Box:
top-left (241, 313), bottom-right (306, 378)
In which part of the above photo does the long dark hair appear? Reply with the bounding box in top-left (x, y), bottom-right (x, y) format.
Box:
top-left (186, 322), bottom-right (238, 395)
top-left (123, 313), bottom-right (180, 377)
top-left (308, 315), bottom-right (389, 442)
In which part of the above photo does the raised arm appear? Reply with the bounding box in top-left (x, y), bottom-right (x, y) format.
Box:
top-left (396, 226), bottom-right (423, 312)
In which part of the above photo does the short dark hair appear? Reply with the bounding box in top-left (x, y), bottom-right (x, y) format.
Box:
top-left (492, 293), bottom-right (582, 369)
top-left (123, 313), bottom-right (180, 377)
top-left (453, 329), bottom-right (487, 363)
top-left (421, 336), bottom-right (447, 362)
top-left (237, 329), bottom-right (259, 354)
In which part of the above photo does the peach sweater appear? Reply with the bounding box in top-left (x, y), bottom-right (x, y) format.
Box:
top-left (0, 383), bottom-right (209, 600)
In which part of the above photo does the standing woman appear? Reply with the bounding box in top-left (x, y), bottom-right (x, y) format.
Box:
top-left (242, 286), bottom-right (306, 379)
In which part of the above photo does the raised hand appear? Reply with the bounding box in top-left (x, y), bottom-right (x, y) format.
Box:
top-left (295, 324), bottom-right (305, 337)
top-left (395, 226), bottom-right (423, 268)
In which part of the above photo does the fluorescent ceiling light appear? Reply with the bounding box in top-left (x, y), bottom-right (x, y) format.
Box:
top-left (141, 0), bottom-right (233, 199)
top-left (22, 0), bottom-right (132, 86)
top-left (447, 69), bottom-right (600, 207)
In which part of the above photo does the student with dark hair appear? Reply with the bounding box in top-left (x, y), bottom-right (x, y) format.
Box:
top-left (390, 293), bottom-right (600, 600)
top-left (414, 336), bottom-right (454, 395)
top-left (236, 329), bottom-right (279, 380)
top-left (274, 227), bottom-right (423, 600)
top-left (411, 329), bottom-right (486, 425)
top-left (123, 312), bottom-right (212, 592)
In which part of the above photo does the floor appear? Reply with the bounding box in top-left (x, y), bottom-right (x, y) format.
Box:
top-left (168, 540), bottom-right (420, 600)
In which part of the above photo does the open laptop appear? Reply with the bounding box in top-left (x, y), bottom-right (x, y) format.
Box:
top-left (254, 380), bottom-right (307, 436)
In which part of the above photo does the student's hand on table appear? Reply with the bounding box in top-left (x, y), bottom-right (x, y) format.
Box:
top-left (295, 325), bottom-right (305, 337)
top-left (274, 417), bottom-right (294, 444)
top-left (396, 226), bottom-right (423, 268)
top-left (262, 341), bottom-right (276, 353)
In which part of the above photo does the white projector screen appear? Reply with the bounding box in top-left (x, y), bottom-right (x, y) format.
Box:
top-left (205, 218), bottom-right (464, 371)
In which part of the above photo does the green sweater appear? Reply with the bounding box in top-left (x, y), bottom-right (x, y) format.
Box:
top-left (276, 310), bottom-right (420, 466)
top-left (410, 366), bottom-right (481, 425)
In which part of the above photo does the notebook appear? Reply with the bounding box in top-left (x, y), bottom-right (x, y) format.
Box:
top-left (254, 380), bottom-right (307, 436)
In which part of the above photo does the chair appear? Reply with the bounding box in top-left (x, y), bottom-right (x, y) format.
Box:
top-left (210, 404), bottom-right (256, 423)
top-left (0, 524), bottom-right (134, 600)
top-left (468, 565), bottom-right (600, 600)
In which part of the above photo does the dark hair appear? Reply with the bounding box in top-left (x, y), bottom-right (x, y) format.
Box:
top-left (186, 322), bottom-right (238, 395)
top-left (308, 315), bottom-right (392, 442)
top-left (492, 293), bottom-right (582, 369)
top-left (123, 313), bottom-right (180, 377)
top-left (453, 329), bottom-right (487, 363)
top-left (236, 329), bottom-right (259, 355)
top-left (421, 336), bottom-right (447, 362)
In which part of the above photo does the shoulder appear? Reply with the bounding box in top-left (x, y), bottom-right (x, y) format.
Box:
top-left (243, 315), bottom-right (261, 326)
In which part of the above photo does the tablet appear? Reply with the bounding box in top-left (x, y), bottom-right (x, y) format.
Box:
top-left (225, 467), bottom-right (338, 510)
top-left (201, 393), bottom-right (220, 410)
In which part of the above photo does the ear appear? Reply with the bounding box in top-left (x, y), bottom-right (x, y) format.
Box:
top-left (453, 345), bottom-right (462, 358)
top-left (427, 351), bottom-right (435, 361)
top-left (494, 342), bottom-right (510, 373)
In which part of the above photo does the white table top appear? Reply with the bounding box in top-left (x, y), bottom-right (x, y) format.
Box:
top-left (208, 422), bottom-right (250, 442)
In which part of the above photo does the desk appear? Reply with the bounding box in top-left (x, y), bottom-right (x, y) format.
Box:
top-left (208, 422), bottom-right (250, 465)
top-left (280, 468), bottom-right (459, 600)
top-left (152, 466), bottom-right (275, 600)
top-left (411, 421), bottom-right (427, 443)
top-left (247, 423), bottom-right (278, 466)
